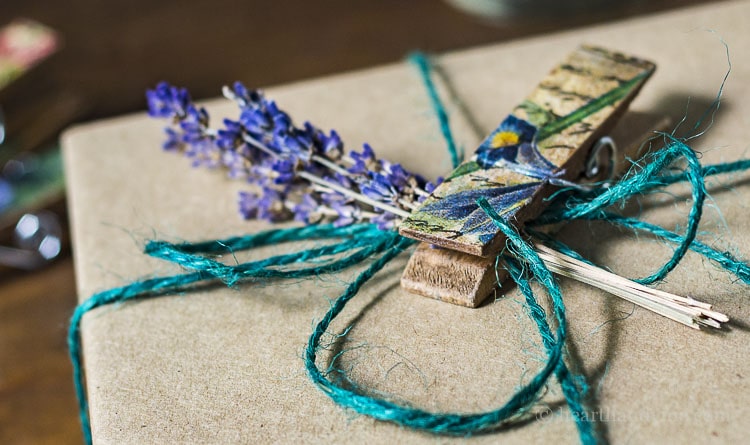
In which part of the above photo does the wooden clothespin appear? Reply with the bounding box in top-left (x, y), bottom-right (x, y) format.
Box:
top-left (399, 45), bottom-right (656, 307)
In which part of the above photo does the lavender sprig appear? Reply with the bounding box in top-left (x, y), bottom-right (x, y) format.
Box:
top-left (146, 81), bottom-right (439, 230)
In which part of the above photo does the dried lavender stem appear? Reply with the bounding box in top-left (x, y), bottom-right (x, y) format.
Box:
top-left (398, 199), bottom-right (418, 210)
top-left (313, 154), bottom-right (431, 197)
top-left (239, 132), bottom-right (415, 219)
top-left (310, 154), bottom-right (351, 176)
top-left (225, 86), bottom-right (350, 177)
top-left (298, 171), bottom-right (410, 218)
top-left (534, 243), bottom-right (727, 329)
top-left (282, 200), bottom-right (342, 218)
top-left (222, 85), bottom-right (247, 107)
top-left (242, 134), bottom-right (281, 159)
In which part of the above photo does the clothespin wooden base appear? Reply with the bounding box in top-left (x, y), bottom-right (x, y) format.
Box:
top-left (400, 243), bottom-right (502, 307)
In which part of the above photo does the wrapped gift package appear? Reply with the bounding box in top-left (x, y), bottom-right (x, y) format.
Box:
top-left (64, 1), bottom-right (750, 443)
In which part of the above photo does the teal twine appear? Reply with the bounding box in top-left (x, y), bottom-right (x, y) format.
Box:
top-left (530, 135), bottom-right (750, 286)
top-left (68, 52), bottom-right (750, 445)
top-left (535, 135), bottom-right (706, 285)
top-left (478, 198), bottom-right (595, 444)
top-left (624, 158), bottom-right (750, 194)
top-left (539, 211), bottom-right (750, 285)
top-left (68, 223), bottom-right (400, 445)
top-left (143, 224), bottom-right (392, 286)
top-left (530, 152), bottom-right (750, 285)
top-left (409, 52), bottom-right (462, 168)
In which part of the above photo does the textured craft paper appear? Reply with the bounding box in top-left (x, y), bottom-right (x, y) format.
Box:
top-left (64, 2), bottom-right (750, 443)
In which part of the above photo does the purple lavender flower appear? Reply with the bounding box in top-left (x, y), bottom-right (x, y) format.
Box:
top-left (146, 82), bottom-right (191, 119)
top-left (267, 101), bottom-right (292, 132)
top-left (331, 202), bottom-right (361, 227)
top-left (228, 81), bottom-right (260, 107)
top-left (238, 188), bottom-right (289, 222)
top-left (293, 194), bottom-right (322, 224)
top-left (319, 173), bottom-right (355, 207)
top-left (425, 178), bottom-right (443, 194)
top-left (371, 212), bottom-right (399, 231)
top-left (183, 139), bottom-right (221, 168)
top-left (304, 123), bottom-right (343, 160)
top-left (361, 173), bottom-right (397, 203)
top-left (381, 161), bottom-right (411, 189)
top-left (162, 127), bottom-right (182, 151)
top-left (273, 130), bottom-right (312, 162)
top-left (216, 119), bottom-right (244, 150)
top-left (348, 144), bottom-right (377, 175)
top-left (270, 158), bottom-right (297, 185)
top-left (179, 106), bottom-right (210, 144)
top-left (237, 190), bottom-right (260, 219)
top-left (239, 106), bottom-right (272, 136)
top-left (247, 162), bottom-right (275, 187)
top-left (221, 149), bottom-right (250, 179)
top-left (147, 83), bottom-right (223, 169)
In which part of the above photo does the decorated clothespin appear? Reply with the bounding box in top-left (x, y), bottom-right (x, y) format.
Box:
top-left (399, 45), bottom-right (656, 307)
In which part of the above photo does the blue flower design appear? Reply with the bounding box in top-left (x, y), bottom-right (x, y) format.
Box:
top-left (415, 116), bottom-right (565, 242)
top-left (475, 115), bottom-right (557, 177)
top-left (418, 181), bottom-right (539, 243)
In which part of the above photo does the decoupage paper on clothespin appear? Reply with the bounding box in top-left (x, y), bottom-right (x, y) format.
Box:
top-left (64, 2), bottom-right (750, 444)
top-left (400, 46), bottom-right (654, 256)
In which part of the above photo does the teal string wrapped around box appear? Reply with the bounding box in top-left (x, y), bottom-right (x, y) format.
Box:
top-left (68, 52), bottom-right (750, 445)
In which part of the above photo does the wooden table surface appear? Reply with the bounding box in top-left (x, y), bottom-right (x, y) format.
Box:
top-left (0, 1), bottom-right (721, 443)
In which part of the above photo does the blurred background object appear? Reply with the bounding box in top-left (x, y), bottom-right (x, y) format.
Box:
top-left (446, 0), bottom-right (616, 19)
top-left (0, 211), bottom-right (62, 270)
top-left (0, 19), bottom-right (58, 90)
top-left (0, 1), bottom-right (724, 443)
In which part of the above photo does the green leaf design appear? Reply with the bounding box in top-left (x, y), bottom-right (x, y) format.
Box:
top-left (446, 160), bottom-right (481, 180)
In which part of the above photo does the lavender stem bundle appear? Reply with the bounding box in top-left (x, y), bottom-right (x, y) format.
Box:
top-left (147, 82), bottom-right (439, 230)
